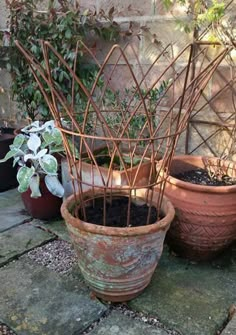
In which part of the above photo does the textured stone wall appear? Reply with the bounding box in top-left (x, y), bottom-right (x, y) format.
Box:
top-left (0, 0), bottom-right (235, 157)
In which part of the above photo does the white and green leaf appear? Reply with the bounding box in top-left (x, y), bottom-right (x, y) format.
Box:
top-left (39, 154), bottom-right (58, 174)
top-left (12, 134), bottom-right (25, 149)
top-left (17, 166), bottom-right (35, 193)
top-left (45, 175), bottom-right (64, 198)
top-left (29, 173), bottom-right (41, 198)
top-left (27, 134), bottom-right (41, 154)
top-left (0, 148), bottom-right (19, 163)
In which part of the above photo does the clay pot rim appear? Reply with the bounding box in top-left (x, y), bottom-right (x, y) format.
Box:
top-left (166, 155), bottom-right (236, 194)
top-left (61, 189), bottom-right (175, 236)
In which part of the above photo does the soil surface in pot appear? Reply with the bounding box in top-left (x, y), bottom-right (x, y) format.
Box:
top-left (80, 196), bottom-right (160, 227)
top-left (174, 168), bottom-right (236, 186)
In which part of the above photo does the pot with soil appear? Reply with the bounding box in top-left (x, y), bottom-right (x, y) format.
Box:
top-left (61, 188), bottom-right (175, 302)
top-left (61, 145), bottom-right (156, 198)
top-left (156, 155), bottom-right (236, 261)
top-left (0, 127), bottom-right (17, 191)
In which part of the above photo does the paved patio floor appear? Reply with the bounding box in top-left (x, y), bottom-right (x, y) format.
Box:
top-left (0, 188), bottom-right (236, 335)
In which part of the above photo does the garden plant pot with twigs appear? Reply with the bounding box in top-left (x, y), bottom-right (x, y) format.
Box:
top-left (156, 155), bottom-right (236, 261)
top-left (61, 188), bottom-right (175, 302)
top-left (14, 38), bottom-right (225, 301)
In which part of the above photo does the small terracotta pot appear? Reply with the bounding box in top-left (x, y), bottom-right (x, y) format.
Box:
top-left (21, 179), bottom-right (62, 220)
top-left (156, 155), bottom-right (236, 261)
top-left (0, 129), bottom-right (17, 192)
top-left (61, 189), bottom-right (174, 302)
top-left (62, 157), bottom-right (155, 198)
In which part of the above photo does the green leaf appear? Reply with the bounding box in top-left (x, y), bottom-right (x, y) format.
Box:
top-left (17, 166), bottom-right (35, 193)
top-left (123, 156), bottom-right (142, 166)
top-left (43, 129), bottom-right (62, 146)
top-left (0, 148), bottom-right (19, 163)
top-left (40, 154), bottom-right (58, 174)
top-left (65, 28), bottom-right (72, 39)
top-left (59, 71), bottom-right (64, 83)
top-left (12, 134), bottom-right (25, 149)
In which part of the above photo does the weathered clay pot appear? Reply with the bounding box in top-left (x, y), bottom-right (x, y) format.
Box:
top-left (62, 157), bottom-right (154, 198)
top-left (21, 179), bottom-right (62, 220)
top-left (157, 155), bottom-right (236, 261)
top-left (0, 129), bottom-right (17, 192)
top-left (61, 189), bottom-right (174, 302)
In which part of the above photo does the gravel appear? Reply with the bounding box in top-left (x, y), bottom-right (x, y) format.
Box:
top-left (27, 239), bottom-right (77, 274)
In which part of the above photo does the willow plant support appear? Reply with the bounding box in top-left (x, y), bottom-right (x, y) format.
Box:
top-left (15, 40), bottom-right (231, 225)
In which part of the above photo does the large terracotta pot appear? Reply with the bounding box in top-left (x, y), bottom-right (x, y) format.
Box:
top-left (61, 189), bottom-right (174, 302)
top-left (157, 155), bottom-right (236, 261)
top-left (21, 179), bottom-right (62, 220)
top-left (0, 129), bottom-right (17, 192)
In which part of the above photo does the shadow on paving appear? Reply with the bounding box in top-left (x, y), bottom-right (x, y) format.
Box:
top-left (129, 244), bottom-right (236, 335)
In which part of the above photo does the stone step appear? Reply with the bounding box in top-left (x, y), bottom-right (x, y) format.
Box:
top-left (31, 218), bottom-right (71, 242)
top-left (0, 257), bottom-right (108, 335)
top-left (0, 188), bottom-right (30, 232)
top-left (89, 310), bottom-right (170, 335)
top-left (0, 223), bottom-right (55, 266)
top-left (129, 245), bottom-right (236, 335)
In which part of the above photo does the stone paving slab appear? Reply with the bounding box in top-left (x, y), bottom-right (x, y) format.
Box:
top-left (31, 219), bottom-right (71, 242)
top-left (221, 313), bottom-right (236, 335)
top-left (0, 188), bottom-right (30, 232)
top-left (89, 311), bottom-right (170, 335)
top-left (129, 245), bottom-right (236, 335)
top-left (0, 224), bottom-right (55, 266)
top-left (0, 258), bottom-right (107, 335)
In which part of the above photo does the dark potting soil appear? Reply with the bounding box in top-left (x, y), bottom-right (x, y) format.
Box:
top-left (80, 197), bottom-right (159, 227)
top-left (174, 168), bottom-right (236, 186)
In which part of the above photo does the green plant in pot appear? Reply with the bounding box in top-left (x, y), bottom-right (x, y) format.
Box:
top-left (0, 120), bottom-right (64, 219)
top-left (62, 83), bottom-right (169, 198)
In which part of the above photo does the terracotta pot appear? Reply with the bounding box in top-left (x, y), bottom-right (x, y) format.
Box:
top-left (61, 189), bottom-right (174, 302)
top-left (21, 179), bottom-right (62, 220)
top-left (156, 155), bottom-right (236, 261)
top-left (62, 157), bottom-right (155, 198)
top-left (0, 129), bottom-right (17, 192)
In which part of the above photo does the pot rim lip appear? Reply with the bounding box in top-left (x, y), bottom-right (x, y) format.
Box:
top-left (61, 190), bottom-right (175, 236)
top-left (163, 155), bottom-right (236, 193)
